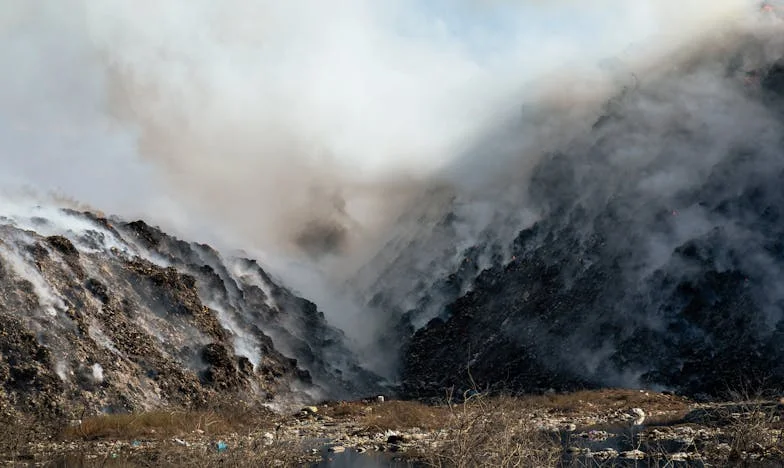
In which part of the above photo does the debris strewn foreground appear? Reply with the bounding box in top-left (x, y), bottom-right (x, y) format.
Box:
top-left (3, 390), bottom-right (782, 467)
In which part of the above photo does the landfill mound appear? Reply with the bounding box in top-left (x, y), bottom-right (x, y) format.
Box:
top-left (390, 32), bottom-right (784, 397)
top-left (0, 206), bottom-right (381, 423)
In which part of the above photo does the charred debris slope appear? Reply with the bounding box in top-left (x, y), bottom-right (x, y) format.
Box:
top-left (401, 38), bottom-right (784, 398)
top-left (0, 209), bottom-right (380, 422)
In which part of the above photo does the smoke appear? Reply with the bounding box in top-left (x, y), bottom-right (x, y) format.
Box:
top-left (0, 0), bottom-right (754, 250)
top-left (0, 232), bottom-right (67, 318)
top-left (0, 0), bottom-right (775, 383)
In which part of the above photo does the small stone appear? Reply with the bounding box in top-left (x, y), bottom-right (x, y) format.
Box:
top-left (329, 445), bottom-right (345, 453)
top-left (592, 449), bottom-right (619, 460)
top-left (716, 443), bottom-right (732, 453)
top-left (621, 450), bottom-right (645, 460)
top-left (263, 432), bottom-right (274, 440)
top-left (302, 406), bottom-right (318, 414)
top-left (387, 434), bottom-right (406, 445)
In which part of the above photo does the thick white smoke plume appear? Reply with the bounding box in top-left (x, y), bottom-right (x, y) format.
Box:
top-left (0, 0), bottom-right (753, 247)
top-left (0, 0), bottom-right (770, 378)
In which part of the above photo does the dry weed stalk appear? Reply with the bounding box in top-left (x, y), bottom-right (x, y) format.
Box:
top-left (426, 385), bottom-right (560, 468)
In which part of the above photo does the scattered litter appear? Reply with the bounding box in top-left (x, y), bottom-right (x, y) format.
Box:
top-left (173, 438), bottom-right (188, 447)
top-left (376, 395), bottom-right (385, 403)
top-left (131, 440), bottom-right (141, 447)
top-left (216, 441), bottom-right (228, 452)
top-left (630, 407), bottom-right (646, 425)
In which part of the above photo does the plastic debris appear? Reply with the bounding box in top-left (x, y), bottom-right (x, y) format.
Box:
top-left (131, 440), bottom-right (141, 447)
top-left (216, 441), bottom-right (228, 452)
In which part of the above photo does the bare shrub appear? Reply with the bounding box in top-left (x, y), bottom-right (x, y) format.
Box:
top-left (425, 392), bottom-right (561, 468)
top-left (713, 403), bottom-right (784, 467)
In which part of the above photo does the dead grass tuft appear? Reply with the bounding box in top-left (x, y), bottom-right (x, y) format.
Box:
top-left (63, 405), bottom-right (277, 441)
top-left (357, 400), bottom-right (449, 432)
top-left (522, 388), bottom-right (690, 415)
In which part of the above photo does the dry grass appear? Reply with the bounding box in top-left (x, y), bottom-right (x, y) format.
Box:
top-left (521, 388), bottom-right (690, 414)
top-left (322, 399), bottom-right (450, 431)
top-left (357, 400), bottom-right (449, 432)
top-left (63, 405), bottom-right (278, 441)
